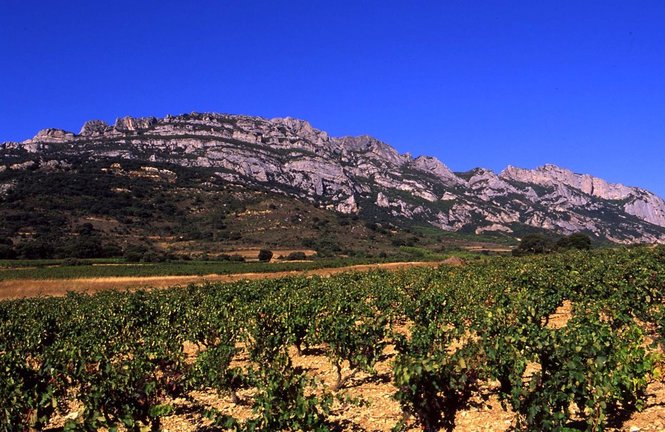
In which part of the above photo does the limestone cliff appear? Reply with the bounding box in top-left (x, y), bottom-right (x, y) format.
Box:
top-left (2, 112), bottom-right (665, 243)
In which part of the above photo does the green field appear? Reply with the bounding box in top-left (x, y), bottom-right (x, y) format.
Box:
top-left (2, 246), bottom-right (664, 430)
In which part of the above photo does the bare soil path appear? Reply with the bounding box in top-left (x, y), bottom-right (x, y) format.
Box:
top-left (0, 260), bottom-right (448, 300)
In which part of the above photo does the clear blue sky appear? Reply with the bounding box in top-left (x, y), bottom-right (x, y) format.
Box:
top-left (2, 1), bottom-right (664, 195)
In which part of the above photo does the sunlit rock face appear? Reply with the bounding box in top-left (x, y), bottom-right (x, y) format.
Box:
top-left (3, 112), bottom-right (665, 243)
top-left (500, 164), bottom-right (665, 230)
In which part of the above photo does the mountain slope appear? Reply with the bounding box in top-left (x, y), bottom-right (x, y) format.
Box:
top-left (2, 112), bottom-right (665, 245)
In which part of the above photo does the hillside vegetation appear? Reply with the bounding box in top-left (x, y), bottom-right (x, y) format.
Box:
top-left (0, 159), bottom-right (509, 261)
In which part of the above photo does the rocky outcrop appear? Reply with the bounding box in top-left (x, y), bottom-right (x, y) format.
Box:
top-left (376, 192), bottom-right (390, 208)
top-left (411, 156), bottom-right (463, 185)
top-left (335, 135), bottom-right (409, 167)
top-left (80, 120), bottom-right (111, 136)
top-left (9, 160), bottom-right (37, 170)
top-left (622, 194), bottom-right (665, 228)
top-left (501, 164), bottom-right (633, 200)
top-left (2, 112), bottom-right (665, 243)
top-left (500, 164), bottom-right (665, 229)
top-left (335, 195), bottom-right (358, 213)
top-left (114, 116), bottom-right (157, 132)
top-left (0, 181), bottom-right (13, 197)
top-left (27, 128), bottom-right (75, 144)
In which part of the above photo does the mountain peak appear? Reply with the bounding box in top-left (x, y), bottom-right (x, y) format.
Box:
top-left (80, 120), bottom-right (110, 136)
top-left (411, 155), bottom-right (462, 185)
top-left (333, 135), bottom-right (409, 166)
top-left (26, 128), bottom-right (75, 144)
top-left (537, 163), bottom-right (566, 172)
top-left (502, 164), bottom-right (633, 200)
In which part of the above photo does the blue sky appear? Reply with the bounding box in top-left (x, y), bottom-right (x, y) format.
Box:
top-left (2, 1), bottom-right (664, 195)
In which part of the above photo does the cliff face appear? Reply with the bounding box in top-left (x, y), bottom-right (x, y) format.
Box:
top-left (2, 112), bottom-right (665, 243)
top-left (500, 164), bottom-right (665, 229)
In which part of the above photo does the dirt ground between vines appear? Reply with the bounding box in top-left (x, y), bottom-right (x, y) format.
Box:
top-left (0, 259), bottom-right (457, 300)
top-left (165, 337), bottom-right (665, 431)
top-left (46, 300), bottom-right (665, 431)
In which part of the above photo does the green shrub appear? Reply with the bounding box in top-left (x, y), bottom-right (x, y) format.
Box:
top-left (0, 244), bottom-right (16, 259)
top-left (123, 244), bottom-right (150, 262)
top-left (512, 233), bottom-right (556, 256)
top-left (557, 233), bottom-right (592, 250)
top-left (258, 249), bottom-right (273, 262)
top-left (16, 239), bottom-right (55, 259)
top-left (62, 258), bottom-right (91, 266)
top-left (285, 251), bottom-right (307, 261)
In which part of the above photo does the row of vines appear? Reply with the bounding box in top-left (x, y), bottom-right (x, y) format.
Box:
top-left (2, 247), bottom-right (665, 431)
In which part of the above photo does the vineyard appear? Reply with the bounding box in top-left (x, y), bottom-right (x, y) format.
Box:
top-left (2, 247), bottom-right (665, 431)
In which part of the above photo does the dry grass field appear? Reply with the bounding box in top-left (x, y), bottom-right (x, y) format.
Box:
top-left (0, 260), bottom-right (448, 300)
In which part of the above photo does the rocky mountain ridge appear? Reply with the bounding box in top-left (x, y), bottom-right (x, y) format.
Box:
top-left (2, 112), bottom-right (665, 244)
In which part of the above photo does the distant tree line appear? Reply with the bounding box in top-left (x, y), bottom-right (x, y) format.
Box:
top-left (512, 232), bottom-right (592, 256)
top-left (0, 224), bottom-right (122, 260)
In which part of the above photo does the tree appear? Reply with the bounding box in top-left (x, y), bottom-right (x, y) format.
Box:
top-left (285, 251), bottom-right (307, 261)
top-left (258, 249), bottom-right (273, 262)
top-left (0, 244), bottom-right (16, 259)
top-left (62, 236), bottom-right (104, 258)
top-left (557, 233), bottom-right (592, 251)
top-left (512, 233), bottom-right (555, 256)
top-left (123, 244), bottom-right (151, 262)
top-left (77, 223), bottom-right (96, 236)
top-left (16, 239), bottom-right (55, 259)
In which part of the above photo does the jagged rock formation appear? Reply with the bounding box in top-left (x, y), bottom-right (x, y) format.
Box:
top-left (2, 112), bottom-right (665, 243)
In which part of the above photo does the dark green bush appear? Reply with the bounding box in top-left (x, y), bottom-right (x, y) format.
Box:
top-left (258, 249), bottom-right (273, 262)
top-left (62, 258), bottom-right (91, 266)
top-left (15, 239), bottom-right (55, 259)
top-left (123, 244), bottom-right (151, 262)
top-left (285, 251), bottom-right (307, 261)
top-left (557, 233), bottom-right (592, 250)
top-left (0, 244), bottom-right (16, 259)
top-left (512, 233), bottom-right (556, 256)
